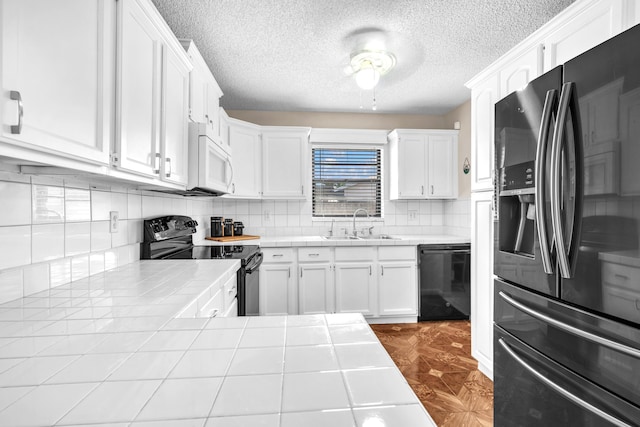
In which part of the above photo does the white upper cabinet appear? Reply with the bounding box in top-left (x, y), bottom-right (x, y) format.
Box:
top-left (115, 0), bottom-right (191, 183)
top-left (499, 45), bottom-right (543, 97)
top-left (388, 129), bottom-right (458, 200)
top-left (470, 74), bottom-right (499, 192)
top-left (160, 42), bottom-right (190, 185)
top-left (180, 39), bottom-right (223, 138)
top-left (0, 0), bottom-right (115, 165)
top-left (115, 0), bottom-right (161, 177)
top-left (226, 118), bottom-right (261, 198)
top-left (542, 0), bottom-right (626, 71)
top-left (261, 127), bottom-right (310, 199)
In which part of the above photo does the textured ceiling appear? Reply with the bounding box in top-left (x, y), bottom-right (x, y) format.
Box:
top-left (151, 0), bottom-right (575, 115)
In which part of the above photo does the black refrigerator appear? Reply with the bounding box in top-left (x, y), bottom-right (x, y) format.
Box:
top-left (493, 23), bottom-right (640, 426)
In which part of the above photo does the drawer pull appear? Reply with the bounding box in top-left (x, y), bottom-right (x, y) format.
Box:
top-left (309, 253), bottom-right (320, 257)
top-left (272, 254), bottom-right (284, 257)
top-left (614, 274), bottom-right (629, 281)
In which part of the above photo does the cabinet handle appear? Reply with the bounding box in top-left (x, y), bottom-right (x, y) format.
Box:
top-left (369, 265), bottom-right (372, 275)
top-left (153, 153), bottom-right (161, 174)
top-left (301, 185), bottom-right (304, 194)
top-left (300, 268), bottom-right (303, 278)
top-left (273, 254), bottom-right (283, 257)
top-left (381, 265), bottom-right (384, 276)
top-left (288, 267), bottom-right (291, 278)
top-left (165, 157), bottom-right (172, 178)
top-left (9, 91), bottom-right (23, 134)
top-left (232, 183), bottom-right (236, 194)
top-left (209, 309), bottom-right (219, 318)
top-left (421, 185), bottom-right (424, 195)
top-left (309, 253), bottom-right (320, 257)
top-left (614, 274), bottom-right (629, 281)
top-left (431, 185), bottom-right (434, 195)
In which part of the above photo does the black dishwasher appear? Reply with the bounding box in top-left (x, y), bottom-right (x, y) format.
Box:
top-left (418, 244), bottom-right (471, 321)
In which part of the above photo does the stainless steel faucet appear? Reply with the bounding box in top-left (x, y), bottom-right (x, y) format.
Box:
top-left (352, 208), bottom-right (369, 237)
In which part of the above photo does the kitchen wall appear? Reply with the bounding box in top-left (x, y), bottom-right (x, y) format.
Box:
top-left (0, 169), bottom-right (215, 304)
top-left (223, 105), bottom-right (472, 238)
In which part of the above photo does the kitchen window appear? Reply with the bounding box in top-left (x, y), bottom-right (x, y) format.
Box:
top-left (312, 147), bottom-right (382, 217)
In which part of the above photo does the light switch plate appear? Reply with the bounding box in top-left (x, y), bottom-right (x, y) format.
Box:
top-left (109, 211), bottom-right (119, 233)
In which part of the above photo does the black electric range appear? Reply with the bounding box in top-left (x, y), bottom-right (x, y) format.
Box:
top-left (140, 215), bottom-right (263, 316)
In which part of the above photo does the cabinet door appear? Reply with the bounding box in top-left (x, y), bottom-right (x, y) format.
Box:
top-left (260, 264), bottom-right (296, 316)
top-left (499, 45), bottom-right (542, 96)
top-left (427, 134), bottom-right (457, 198)
top-left (219, 108), bottom-right (230, 152)
top-left (471, 191), bottom-right (494, 380)
top-left (470, 74), bottom-right (499, 192)
top-left (205, 81), bottom-right (222, 136)
top-left (227, 120), bottom-right (261, 198)
top-left (116, 0), bottom-right (162, 177)
top-left (0, 0), bottom-right (114, 164)
top-left (396, 134), bottom-right (427, 199)
top-left (543, 0), bottom-right (625, 71)
top-left (262, 128), bottom-right (310, 199)
top-left (378, 262), bottom-right (417, 316)
top-left (160, 44), bottom-right (190, 185)
top-left (334, 263), bottom-right (375, 316)
top-left (299, 264), bottom-right (334, 315)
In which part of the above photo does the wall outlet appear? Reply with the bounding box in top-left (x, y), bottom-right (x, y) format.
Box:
top-left (263, 210), bottom-right (271, 221)
top-left (110, 211), bottom-right (119, 233)
top-left (408, 210), bottom-right (418, 221)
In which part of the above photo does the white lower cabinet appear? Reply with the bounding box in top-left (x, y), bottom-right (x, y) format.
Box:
top-left (177, 270), bottom-right (238, 319)
top-left (260, 248), bottom-right (297, 316)
top-left (334, 262), bottom-right (376, 316)
top-left (378, 262), bottom-right (417, 316)
top-left (260, 245), bottom-right (418, 321)
top-left (471, 191), bottom-right (494, 379)
top-left (299, 264), bottom-right (334, 315)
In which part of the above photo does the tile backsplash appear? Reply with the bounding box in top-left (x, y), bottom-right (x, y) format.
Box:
top-left (0, 170), bottom-right (470, 304)
top-left (211, 197), bottom-right (470, 238)
top-left (0, 172), bottom-right (215, 304)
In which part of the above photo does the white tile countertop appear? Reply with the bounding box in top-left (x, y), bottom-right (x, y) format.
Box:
top-left (0, 260), bottom-right (435, 426)
top-left (196, 234), bottom-right (470, 247)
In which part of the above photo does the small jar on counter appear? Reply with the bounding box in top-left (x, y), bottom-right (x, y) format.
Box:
top-left (210, 217), bottom-right (224, 237)
top-left (224, 218), bottom-right (234, 236)
top-left (233, 221), bottom-right (244, 236)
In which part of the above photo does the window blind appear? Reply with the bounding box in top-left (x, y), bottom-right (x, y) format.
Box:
top-left (312, 148), bottom-right (381, 217)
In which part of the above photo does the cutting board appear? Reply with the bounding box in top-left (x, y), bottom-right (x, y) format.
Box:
top-left (205, 235), bottom-right (260, 242)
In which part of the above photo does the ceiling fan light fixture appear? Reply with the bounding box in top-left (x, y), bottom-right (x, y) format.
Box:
top-left (350, 49), bottom-right (396, 90)
top-left (354, 64), bottom-right (380, 90)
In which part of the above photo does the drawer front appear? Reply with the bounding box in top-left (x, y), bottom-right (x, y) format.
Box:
top-left (298, 247), bottom-right (332, 262)
top-left (378, 246), bottom-right (416, 261)
top-left (262, 247), bottom-right (295, 263)
top-left (223, 274), bottom-right (237, 308)
top-left (602, 262), bottom-right (639, 291)
top-left (335, 247), bottom-right (376, 262)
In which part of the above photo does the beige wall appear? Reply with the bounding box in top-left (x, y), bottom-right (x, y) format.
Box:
top-left (442, 100), bottom-right (471, 199)
top-left (227, 103), bottom-right (471, 197)
top-left (226, 110), bottom-right (446, 130)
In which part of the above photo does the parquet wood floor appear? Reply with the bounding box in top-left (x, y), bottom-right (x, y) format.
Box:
top-left (371, 321), bottom-right (494, 427)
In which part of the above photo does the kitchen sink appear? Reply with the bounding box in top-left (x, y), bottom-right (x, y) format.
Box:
top-left (321, 235), bottom-right (360, 240)
top-left (358, 234), bottom-right (400, 240)
top-left (321, 234), bottom-right (400, 240)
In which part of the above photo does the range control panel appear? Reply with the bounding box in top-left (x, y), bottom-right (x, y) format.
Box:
top-left (143, 215), bottom-right (198, 242)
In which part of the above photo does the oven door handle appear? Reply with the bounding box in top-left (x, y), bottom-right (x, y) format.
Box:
top-left (498, 338), bottom-right (634, 427)
top-left (498, 291), bottom-right (640, 358)
top-left (245, 252), bottom-right (263, 274)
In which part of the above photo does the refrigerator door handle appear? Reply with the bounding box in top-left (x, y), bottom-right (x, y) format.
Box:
top-left (498, 291), bottom-right (640, 358)
top-left (535, 89), bottom-right (557, 274)
top-left (550, 83), bottom-right (573, 279)
top-left (550, 82), bottom-right (584, 279)
top-left (498, 338), bottom-right (634, 427)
